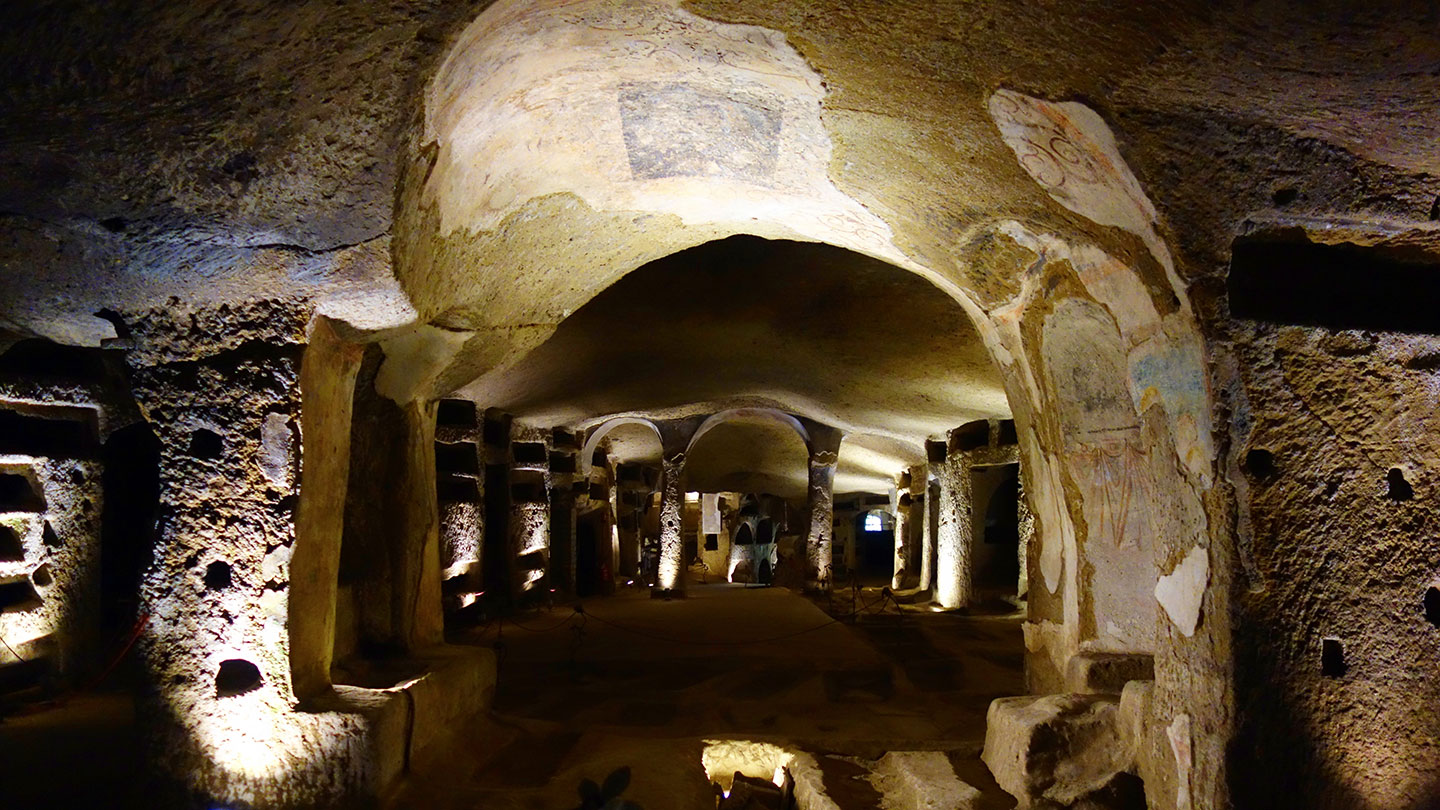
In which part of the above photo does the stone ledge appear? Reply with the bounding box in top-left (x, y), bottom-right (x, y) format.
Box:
top-left (1065, 652), bottom-right (1154, 694)
top-left (308, 644), bottom-right (497, 805)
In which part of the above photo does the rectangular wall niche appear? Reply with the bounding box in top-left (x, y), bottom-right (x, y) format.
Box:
top-left (0, 524), bottom-right (23, 561)
top-left (512, 442), bottom-right (548, 466)
top-left (1229, 232), bottom-right (1440, 333)
top-left (0, 576), bottom-right (42, 612)
top-left (549, 452), bottom-right (577, 474)
top-left (0, 408), bottom-right (99, 458)
top-left (1321, 637), bottom-right (1347, 677)
top-left (435, 442), bottom-right (480, 476)
top-left (0, 473), bottom-right (44, 513)
top-left (436, 399), bottom-right (478, 429)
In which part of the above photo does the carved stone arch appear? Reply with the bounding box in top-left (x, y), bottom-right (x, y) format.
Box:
top-left (578, 417), bottom-right (663, 478)
top-left (686, 407), bottom-right (810, 456)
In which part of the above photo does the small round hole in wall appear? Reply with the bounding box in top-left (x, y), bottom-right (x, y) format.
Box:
top-left (1243, 448), bottom-right (1276, 480)
top-left (215, 659), bottom-right (263, 697)
top-left (204, 560), bottom-right (232, 591)
top-left (1272, 187), bottom-right (1298, 207)
top-left (188, 428), bottom-right (223, 460)
top-left (1386, 468), bottom-right (1414, 501)
top-left (30, 564), bottom-right (52, 588)
top-left (1425, 587), bottom-right (1440, 628)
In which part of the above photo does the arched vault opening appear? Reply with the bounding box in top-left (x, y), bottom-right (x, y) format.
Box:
top-left (683, 414), bottom-right (811, 499)
top-left (294, 0), bottom-right (1223, 805)
top-left (579, 417), bottom-right (662, 478)
top-left (381, 0), bottom-right (1217, 701)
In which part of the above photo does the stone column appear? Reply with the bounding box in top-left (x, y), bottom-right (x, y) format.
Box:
top-left (435, 399), bottom-right (483, 607)
top-left (549, 481), bottom-right (577, 595)
top-left (1017, 469), bottom-right (1034, 600)
top-left (508, 490), bottom-right (550, 598)
top-left (548, 433), bottom-right (579, 595)
top-left (920, 440), bottom-right (947, 594)
top-left (656, 450), bottom-right (686, 593)
top-left (936, 449), bottom-right (973, 609)
top-left (891, 485), bottom-right (909, 590)
top-left (291, 318), bottom-right (364, 699)
top-left (508, 427), bottom-right (551, 600)
top-left (918, 477), bottom-right (937, 592)
top-left (127, 306), bottom-right (490, 808)
top-left (128, 302), bottom-right (312, 801)
top-left (804, 426), bottom-right (842, 591)
top-left (397, 400), bottom-right (444, 649)
top-left (344, 363), bottom-right (444, 651)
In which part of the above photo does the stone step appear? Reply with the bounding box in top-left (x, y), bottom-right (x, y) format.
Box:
top-left (808, 752), bottom-right (882, 810)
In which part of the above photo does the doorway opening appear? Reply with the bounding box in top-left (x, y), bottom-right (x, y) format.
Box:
top-left (973, 463), bottom-right (1021, 605)
top-left (575, 510), bottom-right (609, 598)
top-left (855, 509), bottom-right (895, 585)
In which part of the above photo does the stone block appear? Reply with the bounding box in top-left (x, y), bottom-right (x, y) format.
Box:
top-left (982, 694), bottom-right (1143, 808)
top-left (316, 644), bottom-right (497, 802)
top-left (869, 750), bottom-right (982, 810)
top-left (1065, 652), bottom-right (1154, 694)
top-left (1115, 680), bottom-right (1152, 787)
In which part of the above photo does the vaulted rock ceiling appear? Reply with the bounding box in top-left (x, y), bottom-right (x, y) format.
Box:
top-left (463, 236), bottom-right (1007, 494)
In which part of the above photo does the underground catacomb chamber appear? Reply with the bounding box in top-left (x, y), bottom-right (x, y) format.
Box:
top-left (3, 3), bottom-right (1440, 809)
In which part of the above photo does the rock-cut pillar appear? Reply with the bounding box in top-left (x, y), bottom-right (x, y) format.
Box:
top-left (804, 426), bottom-right (842, 591)
top-left (891, 487), bottom-right (910, 590)
top-left (918, 477), bottom-right (938, 593)
top-left (656, 451), bottom-right (686, 593)
top-left (936, 449), bottom-right (973, 609)
top-left (805, 456), bottom-right (838, 591)
top-left (1017, 469), bottom-right (1034, 600)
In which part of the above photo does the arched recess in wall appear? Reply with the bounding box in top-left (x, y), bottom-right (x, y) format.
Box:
top-left (393, 2), bottom-right (1220, 789)
top-left (687, 408), bottom-right (810, 456)
top-left (756, 518), bottom-right (776, 545)
top-left (683, 414), bottom-right (811, 499)
top-left (387, 0), bottom-right (1007, 404)
top-left (734, 522), bottom-right (754, 546)
top-left (579, 417), bottom-right (662, 478)
top-left (726, 520), bottom-right (755, 583)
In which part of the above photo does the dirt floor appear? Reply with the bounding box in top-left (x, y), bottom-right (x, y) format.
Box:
top-left (0, 583), bottom-right (1023, 809)
top-left (392, 582), bottom-right (1023, 809)
top-left (0, 688), bottom-right (147, 808)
